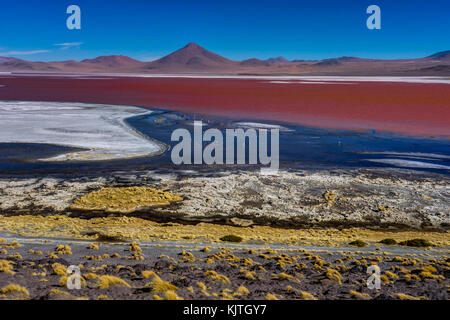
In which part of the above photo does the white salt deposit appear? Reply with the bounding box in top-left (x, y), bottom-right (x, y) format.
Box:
top-left (235, 122), bottom-right (292, 131)
top-left (0, 101), bottom-right (164, 161)
top-left (365, 159), bottom-right (450, 170)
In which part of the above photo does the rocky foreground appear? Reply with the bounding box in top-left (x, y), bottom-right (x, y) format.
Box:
top-left (0, 237), bottom-right (448, 300)
top-left (0, 168), bottom-right (448, 300)
top-left (0, 168), bottom-right (448, 230)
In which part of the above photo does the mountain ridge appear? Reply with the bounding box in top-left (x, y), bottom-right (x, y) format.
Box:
top-left (1, 43), bottom-right (449, 75)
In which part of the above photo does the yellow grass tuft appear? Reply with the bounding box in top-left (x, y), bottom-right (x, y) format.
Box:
top-left (55, 245), bottom-right (72, 255)
top-left (97, 275), bottom-right (130, 289)
top-left (299, 291), bottom-right (317, 300)
top-left (142, 270), bottom-right (157, 279)
top-left (244, 271), bottom-right (256, 280)
top-left (204, 270), bottom-right (231, 284)
top-left (325, 268), bottom-right (342, 284)
top-left (265, 293), bottom-right (278, 300)
top-left (83, 273), bottom-right (100, 280)
top-left (129, 242), bottom-right (142, 252)
top-left (70, 186), bottom-right (183, 213)
top-left (349, 290), bottom-right (372, 300)
top-left (0, 284), bottom-right (29, 299)
top-left (285, 285), bottom-right (294, 293)
top-left (0, 260), bottom-right (15, 275)
top-left (235, 286), bottom-right (250, 296)
top-left (28, 249), bottom-right (43, 255)
top-left (221, 288), bottom-right (234, 300)
top-left (396, 293), bottom-right (427, 300)
top-left (165, 290), bottom-right (183, 300)
top-left (4, 240), bottom-right (21, 249)
top-left (88, 243), bottom-right (99, 250)
top-left (180, 250), bottom-right (196, 262)
top-left (405, 274), bottom-right (420, 281)
top-left (8, 253), bottom-right (22, 259)
top-left (142, 271), bottom-right (177, 293)
top-left (52, 263), bottom-right (67, 276)
top-left (323, 191), bottom-right (337, 204)
top-left (49, 289), bottom-right (72, 299)
top-left (147, 276), bottom-right (178, 293)
top-left (272, 272), bottom-right (300, 283)
top-left (196, 282), bottom-right (207, 291)
top-left (380, 274), bottom-right (390, 284)
top-left (384, 271), bottom-right (399, 279)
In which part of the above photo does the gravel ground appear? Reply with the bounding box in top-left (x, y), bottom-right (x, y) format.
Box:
top-left (0, 236), bottom-right (448, 300)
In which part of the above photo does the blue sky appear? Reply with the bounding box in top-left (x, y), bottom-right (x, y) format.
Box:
top-left (0, 0), bottom-right (448, 61)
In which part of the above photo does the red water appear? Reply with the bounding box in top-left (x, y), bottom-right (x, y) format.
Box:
top-left (0, 76), bottom-right (449, 137)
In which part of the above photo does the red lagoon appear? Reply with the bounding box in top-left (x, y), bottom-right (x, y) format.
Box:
top-left (0, 76), bottom-right (449, 137)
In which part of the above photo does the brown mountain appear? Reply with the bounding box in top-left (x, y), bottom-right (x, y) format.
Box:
top-left (266, 56), bottom-right (289, 64)
top-left (144, 42), bottom-right (236, 72)
top-left (426, 50), bottom-right (450, 61)
top-left (314, 58), bottom-right (341, 66)
top-left (0, 57), bottom-right (19, 64)
top-left (81, 55), bottom-right (142, 68)
top-left (0, 57), bottom-right (59, 71)
top-left (0, 43), bottom-right (449, 75)
top-left (0, 55), bottom-right (144, 73)
top-left (240, 58), bottom-right (270, 67)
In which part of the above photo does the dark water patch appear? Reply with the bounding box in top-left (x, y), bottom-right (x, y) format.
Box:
top-left (0, 108), bottom-right (449, 177)
top-left (0, 143), bottom-right (88, 173)
top-left (127, 109), bottom-right (450, 175)
top-left (0, 143), bottom-right (85, 161)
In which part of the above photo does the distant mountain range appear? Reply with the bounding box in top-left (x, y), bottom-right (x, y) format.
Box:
top-left (1, 42), bottom-right (449, 75)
